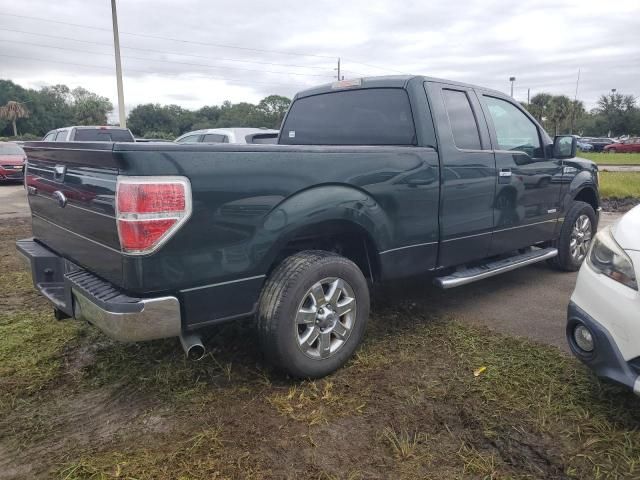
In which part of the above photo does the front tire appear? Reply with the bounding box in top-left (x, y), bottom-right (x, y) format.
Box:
top-left (258, 251), bottom-right (370, 378)
top-left (548, 201), bottom-right (596, 271)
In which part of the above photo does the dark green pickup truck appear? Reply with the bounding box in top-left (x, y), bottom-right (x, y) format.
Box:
top-left (18, 76), bottom-right (600, 378)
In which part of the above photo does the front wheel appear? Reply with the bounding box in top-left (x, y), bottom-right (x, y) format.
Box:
top-left (548, 201), bottom-right (596, 271)
top-left (258, 251), bottom-right (370, 378)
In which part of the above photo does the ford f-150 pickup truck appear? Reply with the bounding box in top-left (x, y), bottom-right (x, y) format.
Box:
top-left (17, 76), bottom-right (600, 378)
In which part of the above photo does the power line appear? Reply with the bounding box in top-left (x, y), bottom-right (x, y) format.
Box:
top-left (0, 53), bottom-right (311, 89)
top-left (0, 28), bottom-right (334, 71)
top-left (0, 12), bottom-right (337, 60)
top-left (342, 58), bottom-right (407, 75)
top-left (0, 39), bottom-right (334, 78)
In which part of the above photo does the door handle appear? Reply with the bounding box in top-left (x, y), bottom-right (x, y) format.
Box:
top-left (499, 168), bottom-right (512, 177)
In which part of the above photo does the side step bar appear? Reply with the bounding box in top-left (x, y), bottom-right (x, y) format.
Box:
top-left (434, 247), bottom-right (558, 289)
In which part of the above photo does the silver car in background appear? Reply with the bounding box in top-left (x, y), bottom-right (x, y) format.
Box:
top-left (174, 128), bottom-right (279, 145)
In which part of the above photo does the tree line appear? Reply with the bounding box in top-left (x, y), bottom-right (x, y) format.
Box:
top-left (1, 78), bottom-right (638, 140)
top-left (126, 95), bottom-right (290, 139)
top-left (0, 80), bottom-right (113, 139)
top-left (523, 91), bottom-right (639, 137)
top-left (0, 79), bottom-right (290, 140)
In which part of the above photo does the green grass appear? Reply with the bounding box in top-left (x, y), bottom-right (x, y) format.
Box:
top-left (580, 152), bottom-right (640, 165)
top-left (0, 309), bottom-right (79, 412)
top-left (599, 172), bottom-right (640, 199)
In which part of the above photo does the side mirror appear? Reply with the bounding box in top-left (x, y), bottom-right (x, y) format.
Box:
top-left (553, 135), bottom-right (577, 159)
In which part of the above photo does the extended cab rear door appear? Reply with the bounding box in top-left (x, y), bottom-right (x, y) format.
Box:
top-left (425, 81), bottom-right (496, 267)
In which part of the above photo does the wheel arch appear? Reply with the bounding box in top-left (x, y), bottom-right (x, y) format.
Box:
top-left (573, 185), bottom-right (599, 213)
top-left (258, 185), bottom-right (390, 281)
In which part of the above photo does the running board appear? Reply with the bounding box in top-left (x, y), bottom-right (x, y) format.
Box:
top-left (434, 247), bottom-right (558, 289)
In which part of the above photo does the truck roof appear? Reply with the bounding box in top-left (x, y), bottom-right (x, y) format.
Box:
top-left (294, 75), bottom-right (507, 100)
top-left (49, 125), bottom-right (131, 131)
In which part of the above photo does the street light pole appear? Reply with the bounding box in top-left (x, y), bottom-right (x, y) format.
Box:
top-left (111, 0), bottom-right (126, 127)
top-left (509, 76), bottom-right (516, 98)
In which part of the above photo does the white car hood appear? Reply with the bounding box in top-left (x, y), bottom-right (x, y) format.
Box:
top-left (612, 205), bottom-right (640, 251)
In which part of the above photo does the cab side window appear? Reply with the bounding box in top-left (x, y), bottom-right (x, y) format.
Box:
top-left (202, 134), bottom-right (228, 143)
top-left (54, 130), bottom-right (68, 141)
top-left (442, 89), bottom-right (482, 150)
top-left (483, 96), bottom-right (544, 159)
top-left (176, 135), bottom-right (201, 144)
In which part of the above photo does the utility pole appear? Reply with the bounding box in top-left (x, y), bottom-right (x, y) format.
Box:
top-left (337, 57), bottom-right (341, 81)
top-left (111, 0), bottom-right (126, 127)
top-left (527, 88), bottom-right (530, 105)
top-left (509, 76), bottom-right (516, 98)
top-left (570, 68), bottom-right (580, 134)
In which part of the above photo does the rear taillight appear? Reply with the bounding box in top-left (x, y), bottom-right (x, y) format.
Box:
top-left (116, 176), bottom-right (192, 254)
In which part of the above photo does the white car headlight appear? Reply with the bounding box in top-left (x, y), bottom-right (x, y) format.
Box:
top-left (587, 227), bottom-right (637, 290)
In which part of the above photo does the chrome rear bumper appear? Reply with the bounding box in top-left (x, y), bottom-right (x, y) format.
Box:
top-left (16, 238), bottom-right (181, 342)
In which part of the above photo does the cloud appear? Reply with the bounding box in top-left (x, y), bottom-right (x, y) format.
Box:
top-left (0, 0), bottom-right (637, 115)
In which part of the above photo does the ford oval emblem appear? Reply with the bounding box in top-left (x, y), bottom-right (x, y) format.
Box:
top-left (53, 190), bottom-right (67, 208)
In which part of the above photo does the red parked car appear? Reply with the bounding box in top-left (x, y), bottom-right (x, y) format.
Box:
top-left (604, 137), bottom-right (640, 153)
top-left (0, 142), bottom-right (26, 182)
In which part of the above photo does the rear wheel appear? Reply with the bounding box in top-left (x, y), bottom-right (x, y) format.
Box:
top-left (258, 251), bottom-right (369, 378)
top-left (548, 201), bottom-right (596, 271)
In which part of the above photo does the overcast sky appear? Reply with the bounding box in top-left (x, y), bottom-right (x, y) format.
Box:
top-left (1, 0), bottom-right (638, 120)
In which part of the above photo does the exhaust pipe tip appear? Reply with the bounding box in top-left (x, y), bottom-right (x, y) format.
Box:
top-left (180, 333), bottom-right (206, 361)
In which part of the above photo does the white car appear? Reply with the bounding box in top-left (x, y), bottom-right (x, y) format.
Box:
top-left (174, 128), bottom-right (279, 145)
top-left (568, 206), bottom-right (640, 395)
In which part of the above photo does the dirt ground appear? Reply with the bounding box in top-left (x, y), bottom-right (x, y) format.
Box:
top-left (1, 218), bottom-right (639, 480)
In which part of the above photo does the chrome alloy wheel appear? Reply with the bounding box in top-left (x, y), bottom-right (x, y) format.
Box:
top-left (570, 214), bottom-right (593, 263)
top-left (295, 277), bottom-right (357, 360)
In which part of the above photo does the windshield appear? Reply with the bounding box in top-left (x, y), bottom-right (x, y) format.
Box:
top-left (0, 143), bottom-right (24, 155)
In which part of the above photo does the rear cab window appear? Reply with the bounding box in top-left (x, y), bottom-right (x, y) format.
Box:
top-left (247, 133), bottom-right (278, 144)
top-left (280, 88), bottom-right (416, 146)
top-left (73, 128), bottom-right (134, 142)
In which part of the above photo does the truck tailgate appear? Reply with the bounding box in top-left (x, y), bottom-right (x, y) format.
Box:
top-left (24, 142), bottom-right (123, 286)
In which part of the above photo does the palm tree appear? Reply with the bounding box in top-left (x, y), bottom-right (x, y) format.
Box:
top-left (529, 93), bottom-right (553, 123)
top-left (570, 100), bottom-right (585, 134)
top-left (549, 96), bottom-right (572, 135)
top-left (0, 101), bottom-right (29, 137)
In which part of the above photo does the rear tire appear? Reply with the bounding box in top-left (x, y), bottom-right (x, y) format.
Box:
top-left (258, 250), bottom-right (370, 378)
top-left (548, 201), bottom-right (596, 271)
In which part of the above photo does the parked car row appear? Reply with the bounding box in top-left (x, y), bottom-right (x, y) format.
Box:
top-left (575, 136), bottom-right (640, 154)
top-left (40, 126), bottom-right (280, 144)
top-left (577, 137), bottom-right (614, 152)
